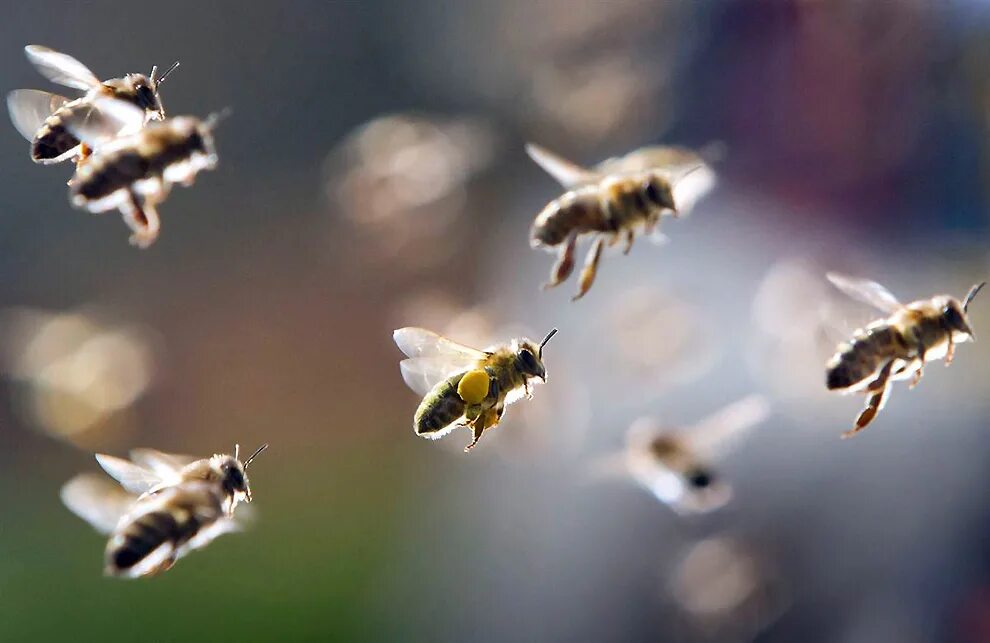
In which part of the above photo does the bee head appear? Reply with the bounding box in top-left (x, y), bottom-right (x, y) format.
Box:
top-left (941, 282), bottom-right (985, 341)
top-left (216, 443), bottom-right (267, 507)
top-left (643, 175), bottom-right (676, 212)
top-left (515, 328), bottom-right (557, 382)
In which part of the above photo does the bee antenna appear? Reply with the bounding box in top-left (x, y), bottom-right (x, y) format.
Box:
top-left (234, 443), bottom-right (240, 461)
top-left (244, 443), bottom-right (269, 469)
top-left (155, 61), bottom-right (180, 86)
top-left (538, 328), bottom-right (558, 358)
top-left (964, 281), bottom-right (986, 312)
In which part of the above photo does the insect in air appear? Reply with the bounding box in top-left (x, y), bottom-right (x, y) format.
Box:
top-left (825, 273), bottom-right (985, 437)
top-left (63, 97), bottom-right (222, 247)
top-left (592, 395), bottom-right (770, 514)
top-left (7, 45), bottom-right (178, 166)
top-left (527, 142), bottom-right (717, 300)
top-left (393, 326), bottom-right (557, 451)
top-left (60, 444), bottom-right (267, 578)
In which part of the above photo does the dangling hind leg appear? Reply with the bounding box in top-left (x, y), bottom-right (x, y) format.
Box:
top-left (844, 361), bottom-right (894, 438)
top-left (622, 229), bottom-right (635, 255)
top-left (573, 235), bottom-right (605, 301)
top-left (465, 405), bottom-right (503, 452)
top-left (121, 190), bottom-right (161, 249)
top-left (543, 231), bottom-right (578, 290)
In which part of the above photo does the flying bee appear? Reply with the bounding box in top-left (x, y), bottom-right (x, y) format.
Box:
top-left (527, 142), bottom-right (717, 300)
top-left (7, 45), bottom-right (178, 166)
top-left (60, 444), bottom-right (267, 578)
top-left (825, 273), bottom-right (985, 437)
top-left (63, 97), bottom-right (221, 247)
top-left (393, 326), bottom-right (557, 451)
top-left (593, 396), bottom-right (770, 514)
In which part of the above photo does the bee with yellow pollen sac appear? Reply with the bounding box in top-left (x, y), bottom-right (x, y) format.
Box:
top-left (526, 142), bottom-right (717, 300)
top-left (394, 327), bottom-right (557, 451)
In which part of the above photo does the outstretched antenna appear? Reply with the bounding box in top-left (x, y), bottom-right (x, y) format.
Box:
top-left (963, 282), bottom-right (986, 312)
top-left (154, 61), bottom-right (180, 86)
top-left (538, 328), bottom-right (558, 358)
top-left (234, 443), bottom-right (240, 461)
top-left (244, 443), bottom-right (269, 469)
top-left (204, 107), bottom-right (233, 130)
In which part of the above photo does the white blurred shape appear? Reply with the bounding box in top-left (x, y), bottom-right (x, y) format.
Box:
top-left (0, 308), bottom-right (157, 441)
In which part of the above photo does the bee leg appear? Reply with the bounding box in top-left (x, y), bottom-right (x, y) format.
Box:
top-left (464, 406), bottom-right (500, 452)
top-left (909, 344), bottom-right (926, 389)
top-left (623, 229), bottom-right (635, 255)
top-left (573, 235), bottom-right (605, 301)
top-left (121, 191), bottom-right (161, 249)
top-left (544, 231), bottom-right (578, 289)
top-left (945, 335), bottom-right (955, 366)
top-left (844, 361), bottom-right (894, 438)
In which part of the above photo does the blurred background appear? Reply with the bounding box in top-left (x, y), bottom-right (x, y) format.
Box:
top-left (2, 1), bottom-right (990, 641)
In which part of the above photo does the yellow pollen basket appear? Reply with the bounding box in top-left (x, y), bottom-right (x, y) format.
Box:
top-left (457, 369), bottom-right (490, 404)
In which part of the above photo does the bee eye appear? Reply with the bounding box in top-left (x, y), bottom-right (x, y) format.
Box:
top-left (519, 348), bottom-right (538, 372)
top-left (644, 180), bottom-right (661, 205)
top-left (944, 305), bottom-right (966, 331)
top-left (136, 85), bottom-right (157, 110)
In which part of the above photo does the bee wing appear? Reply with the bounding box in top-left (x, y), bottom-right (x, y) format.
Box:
top-left (686, 395), bottom-right (771, 461)
top-left (62, 97), bottom-right (145, 148)
top-left (128, 449), bottom-right (198, 479)
top-left (6, 89), bottom-right (70, 141)
top-left (94, 453), bottom-right (172, 495)
top-left (826, 273), bottom-right (903, 314)
top-left (595, 146), bottom-right (704, 174)
top-left (393, 327), bottom-right (486, 360)
top-left (399, 357), bottom-right (467, 396)
top-left (525, 142), bottom-right (601, 188)
top-left (60, 473), bottom-right (136, 535)
top-left (24, 45), bottom-right (101, 91)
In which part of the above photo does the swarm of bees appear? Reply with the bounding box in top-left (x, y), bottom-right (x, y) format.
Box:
top-left (3, 40), bottom-right (984, 593)
top-left (8, 45), bottom-right (220, 248)
top-left (61, 444), bottom-right (267, 578)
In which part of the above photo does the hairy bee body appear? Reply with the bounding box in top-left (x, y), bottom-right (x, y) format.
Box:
top-left (70, 117), bottom-right (215, 207)
top-left (827, 304), bottom-right (957, 391)
top-left (105, 482), bottom-right (225, 578)
top-left (414, 350), bottom-right (529, 436)
top-left (531, 173), bottom-right (671, 247)
top-left (32, 81), bottom-right (161, 163)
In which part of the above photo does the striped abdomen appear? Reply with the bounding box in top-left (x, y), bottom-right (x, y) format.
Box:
top-left (826, 324), bottom-right (906, 390)
top-left (530, 177), bottom-right (665, 247)
top-left (414, 372), bottom-right (468, 435)
top-left (32, 102), bottom-right (84, 163)
top-left (105, 483), bottom-right (223, 577)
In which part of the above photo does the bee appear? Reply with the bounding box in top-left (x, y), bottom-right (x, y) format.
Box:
top-left (595, 396), bottom-right (770, 514)
top-left (7, 45), bottom-right (178, 166)
top-left (60, 444), bottom-right (267, 578)
top-left (393, 326), bottom-right (557, 451)
top-left (527, 143), bottom-right (717, 300)
top-left (62, 97), bottom-right (221, 247)
top-left (825, 273), bottom-right (985, 437)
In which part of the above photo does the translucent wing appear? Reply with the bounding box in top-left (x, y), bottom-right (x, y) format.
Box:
top-left (595, 145), bottom-right (707, 175)
top-left (60, 473), bottom-right (135, 534)
top-left (400, 356), bottom-right (467, 396)
top-left (62, 96), bottom-right (144, 148)
top-left (826, 273), bottom-right (902, 314)
top-left (24, 45), bottom-right (101, 91)
top-left (6, 89), bottom-right (69, 140)
top-left (525, 142), bottom-right (600, 188)
top-left (94, 454), bottom-right (170, 495)
top-left (687, 395), bottom-right (771, 461)
top-left (129, 449), bottom-right (198, 479)
top-left (393, 327), bottom-right (487, 360)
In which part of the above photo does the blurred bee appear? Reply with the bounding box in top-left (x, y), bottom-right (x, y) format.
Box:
top-left (61, 444), bottom-right (267, 578)
top-left (63, 97), bottom-right (221, 247)
top-left (7, 45), bottom-right (177, 166)
top-left (594, 396), bottom-right (770, 514)
top-left (527, 143), bottom-right (717, 300)
top-left (825, 273), bottom-right (985, 437)
top-left (394, 326), bottom-right (557, 451)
